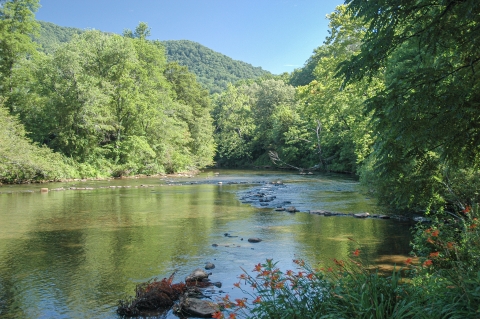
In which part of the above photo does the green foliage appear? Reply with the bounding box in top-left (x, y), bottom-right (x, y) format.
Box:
top-left (164, 62), bottom-right (216, 168)
top-left (212, 79), bottom-right (309, 168)
top-left (212, 84), bottom-right (255, 166)
top-left (0, 0), bottom-right (39, 98)
top-left (339, 0), bottom-right (480, 212)
top-left (293, 5), bottom-right (376, 174)
top-left (32, 22), bottom-right (271, 94)
top-left (9, 25), bottom-right (215, 177)
top-left (0, 101), bottom-right (72, 183)
top-left (217, 258), bottom-right (420, 319)
top-left (33, 21), bottom-right (83, 53)
top-left (163, 40), bottom-right (271, 94)
top-left (408, 205), bottom-right (480, 317)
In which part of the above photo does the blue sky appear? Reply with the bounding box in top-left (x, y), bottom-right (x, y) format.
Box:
top-left (36, 0), bottom-right (344, 74)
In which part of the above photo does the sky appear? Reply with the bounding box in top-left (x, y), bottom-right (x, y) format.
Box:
top-left (35, 0), bottom-right (345, 75)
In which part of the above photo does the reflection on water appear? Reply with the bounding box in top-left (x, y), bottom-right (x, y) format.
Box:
top-left (0, 170), bottom-right (412, 318)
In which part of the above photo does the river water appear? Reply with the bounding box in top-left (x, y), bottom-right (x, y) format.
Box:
top-left (0, 170), bottom-right (412, 318)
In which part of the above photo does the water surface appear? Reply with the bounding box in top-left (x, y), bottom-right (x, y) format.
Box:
top-left (0, 170), bottom-right (412, 318)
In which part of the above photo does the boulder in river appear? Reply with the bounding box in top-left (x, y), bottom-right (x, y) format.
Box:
top-left (248, 238), bottom-right (262, 243)
top-left (186, 269), bottom-right (210, 282)
top-left (175, 297), bottom-right (219, 318)
top-left (354, 212), bottom-right (370, 218)
top-left (205, 262), bottom-right (215, 270)
top-left (286, 206), bottom-right (298, 213)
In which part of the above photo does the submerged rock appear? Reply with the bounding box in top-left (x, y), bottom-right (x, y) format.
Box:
top-left (248, 238), bottom-right (262, 243)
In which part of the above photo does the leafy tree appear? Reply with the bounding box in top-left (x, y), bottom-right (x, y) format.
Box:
top-left (212, 84), bottom-right (255, 166)
top-left (122, 21), bottom-right (150, 39)
top-left (0, 100), bottom-right (71, 183)
top-left (164, 62), bottom-right (215, 168)
top-left (293, 5), bottom-right (376, 173)
top-left (338, 0), bottom-right (480, 212)
top-left (0, 0), bottom-right (39, 99)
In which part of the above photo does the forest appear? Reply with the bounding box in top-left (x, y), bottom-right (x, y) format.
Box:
top-left (1, 0), bottom-right (479, 216)
top-left (33, 21), bottom-right (272, 94)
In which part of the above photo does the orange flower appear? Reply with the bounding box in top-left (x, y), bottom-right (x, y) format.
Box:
top-left (423, 259), bottom-right (433, 267)
top-left (233, 282), bottom-right (240, 288)
top-left (446, 242), bottom-right (454, 249)
top-left (431, 229), bottom-right (439, 237)
top-left (334, 259), bottom-right (345, 267)
top-left (327, 267), bottom-right (333, 272)
top-left (274, 282), bottom-right (284, 289)
top-left (297, 272), bottom-right (304, 278)
top-left (253, 296), bottom-right (262, 304)
top-left (286, 270), bottom-right (294, 276)
top-left (212, 311), bottom-right (224, 319)
top-left (251, 283), bottom-right (257, 289)
top-left (239, 274), bottom-right (247, 280)
top-left (306, 273), bottom-right (314, 280)
top-left (261, 270), bottom-right (271, 277)
top-left (254, 263), bottom-right (262, 272)
top-left (425, 228), bottom-right (432, 234)
top-left (429, 251), bottom-right (439, 258)
top-left (353, 249), bottom-right (360, 256)
top-left (463, 206), bottom-right (471, 213)
top-left (427, 237), bottom-right (435, 244)
top-left (405, 258), bottom-right (413, 265)
top-left (229, 313), bottom-right (237, 319)
top-left (470, 224), bottom-right (477, 230)
top-left (235, 299), bottom-right (246, 308)
top-left (293, 259), bottom-right (305, 266)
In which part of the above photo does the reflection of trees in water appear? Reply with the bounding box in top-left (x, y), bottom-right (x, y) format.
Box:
top-left (294, 215), bottom-right (412, 267)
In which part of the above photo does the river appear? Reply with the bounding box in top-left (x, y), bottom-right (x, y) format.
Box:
top-left (0, 169), bottom-right (412, 318)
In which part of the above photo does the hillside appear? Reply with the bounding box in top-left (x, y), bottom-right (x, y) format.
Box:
top-left (162, 40), bottom-right (271, 93)
top-left (33, 21), bottom-right (271, 93)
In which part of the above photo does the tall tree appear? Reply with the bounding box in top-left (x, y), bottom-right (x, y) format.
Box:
top-left (339, 0), bottom-right (480, 212)
top-left (0, 0), bottom-right (39, 100)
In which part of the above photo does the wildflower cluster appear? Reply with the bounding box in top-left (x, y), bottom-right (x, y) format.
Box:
top-left (411, 204), bottom-right (480, 271)
top-left (213, 258), bottom-right (330, 319)
top-left (214, 251), bottom-right (416, 319)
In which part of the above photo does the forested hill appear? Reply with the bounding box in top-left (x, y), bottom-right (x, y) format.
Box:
top-left (162, 40), bottom-right (271, 93)
top-left (33, 21), bottom-right (271, 93)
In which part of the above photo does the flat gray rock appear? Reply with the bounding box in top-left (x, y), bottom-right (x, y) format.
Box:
top-left (179, 298), bottom-right (219, 318)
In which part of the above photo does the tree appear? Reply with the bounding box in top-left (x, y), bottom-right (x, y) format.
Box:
top-left (122, 21), bottom-right (150, 39)
top-left (11, 26), bottom-right (215, 176)
top-left (212, 84), bottom-right (255, 166)
top-left (0, 0), bottom-right (39, 99)
top-left (164, 62), bottom-right (215, 168)
top-left (339, 0), bottom-right (480, 212)
top-left (294, 5), bottom-right (376, 173)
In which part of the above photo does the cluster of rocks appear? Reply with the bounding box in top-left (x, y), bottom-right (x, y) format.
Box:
top-left (118, 267), bottom-right (223, 318)
top-left (237, 181), bottom-right (425, 223)
top-left (170, 267), bottom-right (226, 318)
